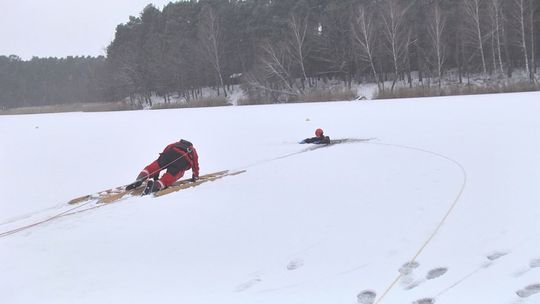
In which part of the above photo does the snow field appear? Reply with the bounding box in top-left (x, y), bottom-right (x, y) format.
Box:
top-left (1, 92), bottom-right (540, 303)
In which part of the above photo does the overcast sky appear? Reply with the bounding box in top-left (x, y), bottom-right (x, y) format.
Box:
top-left (0, 0), bottom-right (173, 60)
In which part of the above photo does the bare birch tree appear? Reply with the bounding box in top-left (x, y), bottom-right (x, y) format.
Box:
top-left (245, 40), bottom-right (301, 101)
top-left (351, 4), bottom-right (380, 87)
top-left (528, 0), bottom-right (537, 77)
top-left (380, 0), bottom-right (413, 91)
top-left (463, 0), bottom-right (488, 74)
top-left (197, 4), bottom-right (227, 97)
top-left (427, 1), bottom-right (447, 88)
top-left (515, 0), bottom-right (531, 74)
top-left (488, 0), bottom-right (505, 74)
top-left (287, 13), bottom-right (311, 90)
top-left (511, 0), bottom-right (534, 80)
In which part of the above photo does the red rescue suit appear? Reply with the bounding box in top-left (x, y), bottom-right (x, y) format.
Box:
top-left (140, 139), bottom-right (200, 189)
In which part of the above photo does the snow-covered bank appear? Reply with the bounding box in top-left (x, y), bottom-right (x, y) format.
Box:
top-left (1, 92), bottom-right (539, 304)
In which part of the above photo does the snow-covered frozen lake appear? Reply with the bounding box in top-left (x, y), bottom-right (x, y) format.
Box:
top-left (1, 92), bottom-right (539, 304)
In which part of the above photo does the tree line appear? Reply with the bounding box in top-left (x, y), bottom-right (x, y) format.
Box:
top-left (1, 0), bottom-right (539, 109)
top-left (0, 55), bottom-right (110, 109)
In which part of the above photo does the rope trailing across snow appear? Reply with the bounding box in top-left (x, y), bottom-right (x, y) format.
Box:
top-left (366, 142), bottom-right (467, 304)
top-left (0, 151), bottom-right (195, 238)
top-left (0, 136), bottom-right (467, 294)
top-left (0, 200), bottom-right (96, 238)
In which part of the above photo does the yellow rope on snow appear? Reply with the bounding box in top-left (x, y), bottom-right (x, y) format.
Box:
top-left (364, 142), bottom-right (467, 304)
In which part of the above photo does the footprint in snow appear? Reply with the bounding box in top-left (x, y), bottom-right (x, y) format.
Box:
top-left (412, 297), bottom-right (435, 304)
top-left (399, 261), bottom-right (420, 275)
top-left (426, 267), bottom-right (448, 280)
top-left (356, 290), bottom-right (376, 304)
top-left (405, 267), bottom-right (448, 290)
top-left (479, 251), bottom-right (507, 270)
top-left (486, 251), bottom-right (508, 261)
top-left (530, 258), bottom-right (540, 268)
top-left (513, 258), bottom-right (540, 277)
top-left (404, 280), bottom-right (423, 290)
top-left (400, 261), bottom-right (420, 289)
top-left (286, 258), bottom-right (304, 271)
top-left (516, 283), bottom-right (540, 298)
top-left (235, 278), bottom-right (261, 292)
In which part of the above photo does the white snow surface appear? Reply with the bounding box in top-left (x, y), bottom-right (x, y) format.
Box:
top-left (1, 92), bottom-right (540, 304)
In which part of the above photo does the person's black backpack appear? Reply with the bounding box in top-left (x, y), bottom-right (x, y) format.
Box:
top-left (173, 139), bottom-right (194, 154)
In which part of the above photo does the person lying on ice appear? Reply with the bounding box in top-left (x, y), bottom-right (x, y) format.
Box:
top-left (127, 139), bottom-right (200, 195)
top-left (299, 128), bottom-right (330, 144)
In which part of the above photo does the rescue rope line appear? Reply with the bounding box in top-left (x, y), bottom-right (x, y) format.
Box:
top-left (0, 200), bottom-right (95, 238)
top-left (143, 151), bottom-right (192, 180)
top-left (0, 137), bottom-right (466, 281)
top-left (365, 142), bottom-right (467, 304)
top-left (0, 151), bottom-right (193, 238)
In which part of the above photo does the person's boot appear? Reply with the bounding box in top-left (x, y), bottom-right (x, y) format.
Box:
top-left (126, 172), bottom-right (147, 190)
top-left (142, 180), bottom-right (162, 195)
top-left (126, 180), bottom-right (143, 190)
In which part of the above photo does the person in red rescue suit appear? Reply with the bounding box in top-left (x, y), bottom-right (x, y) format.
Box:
top-left (128, 139), bottom-right (200, 195)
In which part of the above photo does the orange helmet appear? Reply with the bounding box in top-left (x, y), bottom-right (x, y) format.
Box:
top-left (315, 128), bottom-right (324, 137)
